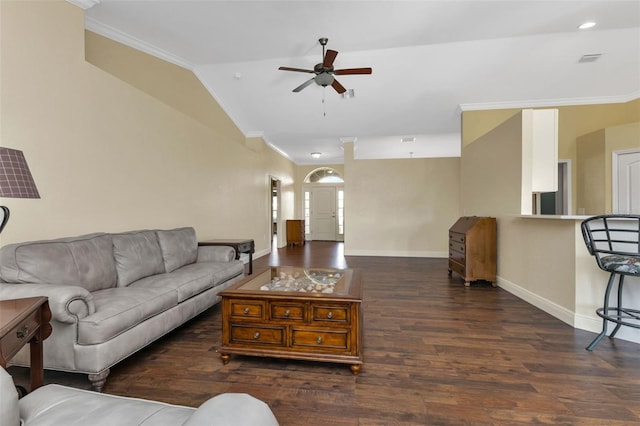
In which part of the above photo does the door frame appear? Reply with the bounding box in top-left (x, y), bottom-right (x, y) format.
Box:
top-left (612, 148), bottom-right (640, 214)
top-left (302, 183), bottom-right (344, 242)
top-left (269, 176), bottom-right (283, 248)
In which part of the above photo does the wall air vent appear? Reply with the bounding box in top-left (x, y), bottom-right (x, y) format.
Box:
top-left (579, 53), bottom-right (602, 63)
top-left (401, 137), bottom-right (415, 143)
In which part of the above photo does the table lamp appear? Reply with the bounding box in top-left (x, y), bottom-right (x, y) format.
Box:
top-left (0, 147), bottom-right (40, 234)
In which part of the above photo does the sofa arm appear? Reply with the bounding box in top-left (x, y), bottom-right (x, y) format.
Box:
top-left (196, 246), bottom-right (236, 263)
top-left (0, 283), bottom-right (95, 323)
top-left (183, 393), bottom-right (279, 426)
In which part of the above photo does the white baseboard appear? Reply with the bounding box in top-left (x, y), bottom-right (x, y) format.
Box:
top-left (344, 249), bottom-right (448, 258)
top-left (496, 276), bottom-right (575, 326)
top-left (497, 276), bottom-right (640, 345)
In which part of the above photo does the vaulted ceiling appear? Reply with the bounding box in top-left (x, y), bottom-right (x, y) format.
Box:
top-left (76, 1), bottom-right (640, 164)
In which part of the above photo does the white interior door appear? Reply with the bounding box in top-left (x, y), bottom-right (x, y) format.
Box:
top-left (310, 187), bottom-right (336, 241)
top-left (614, 150), bottom-right (640, 214)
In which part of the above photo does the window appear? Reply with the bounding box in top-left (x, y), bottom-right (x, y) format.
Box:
top-left (305, 168), bottom-right (344, 183)
top-left (304, 191), bottom-right (311, 234)
top-left (338, 190), bottom-right (344, 235)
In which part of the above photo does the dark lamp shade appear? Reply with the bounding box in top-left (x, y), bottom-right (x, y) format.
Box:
top-left (0, 147), bottom-right (40, 199)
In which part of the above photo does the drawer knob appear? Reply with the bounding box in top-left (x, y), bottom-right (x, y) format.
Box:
top-left (253, 332), bottom-right (260, 339)
top-left (316, 336), bottom-right (323, 344)
top-left (16, 325), bottom-right (29, 339)
top-left (284, 309), bottom-right (290, 317)
top-left (327, 312), bottom-right (333, 319)
top-left (243, 308), bottom-right (250, 315)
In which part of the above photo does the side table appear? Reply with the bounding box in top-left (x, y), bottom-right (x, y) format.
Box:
top-left (199, 239), bottom-right (255, 275)
top-left (0, 297), bottom-right (52, 392)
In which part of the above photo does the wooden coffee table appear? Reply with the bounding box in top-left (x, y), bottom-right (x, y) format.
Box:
top-left (219, 266), bottom-right (363, 374)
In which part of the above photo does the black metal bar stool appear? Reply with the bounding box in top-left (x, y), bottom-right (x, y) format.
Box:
top-left (581, 215), bottom-right (640, 350)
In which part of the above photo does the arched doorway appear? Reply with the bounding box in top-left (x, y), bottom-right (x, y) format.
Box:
top-left (303, 168), bottom-right (344, 242)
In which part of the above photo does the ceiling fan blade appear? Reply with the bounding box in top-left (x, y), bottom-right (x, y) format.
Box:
top-left (335, 67), bottom-right (373, 75)
top-left (323, 49), bottom-right (338, 68)
top-left (279, 66), bottom-right (315, 73)
top-left (331, 79), bottom-right (346, 94)
top-left (293, 77), bottom-right (316, 92)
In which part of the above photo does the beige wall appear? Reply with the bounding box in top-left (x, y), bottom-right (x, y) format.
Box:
top-left (463, 100), bottom-right (640, 214)
top-left (344, 142), bottom-right (460, 257)
top-left (0, 1), bottom-right (295, 256)
top-left (576, 122), bottom-right (640, 214)
top-left (576, 129), bottom-right (607, 215)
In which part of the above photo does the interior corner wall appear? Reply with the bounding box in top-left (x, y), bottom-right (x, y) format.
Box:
top-left (460, 111), bottom-right (524, 216)
top-left (576, 129), bottom-right (607, 215)
top-left (463, 99), bottom-right (640, 215)
top-left (0, 1), bottom-right (295, 255)
top-left (461, 112), bottom-right (577, 322)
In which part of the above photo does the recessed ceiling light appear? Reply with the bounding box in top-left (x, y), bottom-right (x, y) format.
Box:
top-left (578, 22), bottom-right (596, 30)
top-left (310, 152), bottom-right (322, 159)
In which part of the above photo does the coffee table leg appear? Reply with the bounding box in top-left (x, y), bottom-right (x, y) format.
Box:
top-left (220, 353), bottom-right (230, 365)
top-left (350, 364), bottom-right (362, 375)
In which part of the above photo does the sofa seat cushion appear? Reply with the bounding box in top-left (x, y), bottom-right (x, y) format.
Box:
top-left (130, 261), bottom-right (243, 303)
top-left (0, 233), bottom-right (116, 292)
top-left (156, 227), bottom-right (198, 273)
top-left (19, 384), bottom-right (193, 426)
top-left (112, 230), bottom-right (165, 287)
top-left (78, 287), bottom-right (178, 345)
top-left (210, 261), bottom-right (245, 286)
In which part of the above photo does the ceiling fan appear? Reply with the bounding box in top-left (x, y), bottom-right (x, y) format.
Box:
top-left (278, 38), bottom-right (372, 94)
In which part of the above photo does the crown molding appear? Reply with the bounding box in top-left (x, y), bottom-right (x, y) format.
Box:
top-left (85, 16), bottom-right (194, 70)
top-left (264, 140), bottom-right (292, 162)
top-left (192, 67), bottom-right (261, 141)
top-left (67, 0), bottom-right (100, 10)
top-left (459, 91), bottom-right (640, 112)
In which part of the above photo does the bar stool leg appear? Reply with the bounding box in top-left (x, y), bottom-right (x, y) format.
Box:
top-left (586, 272), bottom-right (617, 351)
top-left (609, 275), bottom-right (625, 338)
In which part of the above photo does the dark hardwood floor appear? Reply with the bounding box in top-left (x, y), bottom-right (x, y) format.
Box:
top-left (9, 241), bottom-right (640, 425)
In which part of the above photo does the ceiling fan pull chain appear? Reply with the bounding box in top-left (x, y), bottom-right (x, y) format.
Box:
top-left (322, 88), bottom-right (326, 117)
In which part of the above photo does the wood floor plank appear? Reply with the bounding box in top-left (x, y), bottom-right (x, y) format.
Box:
top-left (8, 241), bottom-right (640, 425)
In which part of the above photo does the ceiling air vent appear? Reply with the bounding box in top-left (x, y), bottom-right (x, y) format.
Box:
top-left (579, 53), bottom-right (602, 63)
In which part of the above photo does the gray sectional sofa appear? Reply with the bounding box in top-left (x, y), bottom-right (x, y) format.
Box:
top-left (0, 366), bottom-right (279, 426)
top-left (0, 227), bottom-right (245, 391)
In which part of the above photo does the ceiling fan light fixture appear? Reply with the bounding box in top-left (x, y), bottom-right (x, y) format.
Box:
top-left (310, 152), bottom-right (322, 159)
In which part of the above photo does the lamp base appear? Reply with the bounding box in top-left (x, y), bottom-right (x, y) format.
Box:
top-left (0, 206), bottom-right (9, 234)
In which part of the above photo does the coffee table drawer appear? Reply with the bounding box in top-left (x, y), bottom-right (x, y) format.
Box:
top-left (291, 328), bottom-right (349, 351)
top-left (229, 300), bottom-right (265, 320)
top-left (270, 303), bottom-right (305, 321)
top-left (230, 324), bottom-right (284, 345)
top-left (311, 304), bottom-right (349, 324)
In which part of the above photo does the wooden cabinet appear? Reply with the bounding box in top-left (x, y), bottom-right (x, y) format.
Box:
top-left (448, 217), bottom-right (497, 286)
top-left (286, 220), bottom-right (305, 246)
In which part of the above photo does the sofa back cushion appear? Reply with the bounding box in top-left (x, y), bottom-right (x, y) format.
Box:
top-left (156, 227), bottom-right (197, 273)
top-left (0, 233), bottom-right (117, 291)
top-left (112, 230), bottom-right (165, 287)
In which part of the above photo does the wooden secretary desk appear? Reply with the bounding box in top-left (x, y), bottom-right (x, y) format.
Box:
top-left (448, 216), bottom-right (497, 286)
